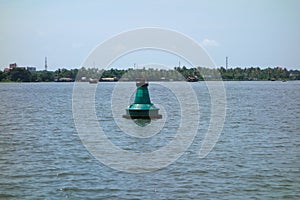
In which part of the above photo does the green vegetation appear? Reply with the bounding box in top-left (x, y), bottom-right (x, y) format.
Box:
top-left (218, 67), bottom-right (298, 81)
top-left (76, 66), bottom-right (300, 81)
top-left (0, 68), bottom-right (78, 82)
top-left (1, 66), bottom-right (299, 82)
top-left (7, 68), bottom-right (32, 82)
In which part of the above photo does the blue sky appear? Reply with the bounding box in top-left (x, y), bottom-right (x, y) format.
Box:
top-left (0, 0), bottom-right (299, 70)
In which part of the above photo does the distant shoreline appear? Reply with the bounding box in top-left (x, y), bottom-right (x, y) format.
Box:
top-left (1, 79), bottom-right (298, 83)
top-left (1, 66), bottom-right (299, 82)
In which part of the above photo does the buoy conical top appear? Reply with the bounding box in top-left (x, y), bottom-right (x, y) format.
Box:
top-left (123, 79), bottom-right (162, 119)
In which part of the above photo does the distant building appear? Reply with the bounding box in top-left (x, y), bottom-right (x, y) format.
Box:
top-left (54, 77), bottom-right (74, 82)
top-left (100, 77), bottom-right (118, 82)
top-left (2, 63), bottom-right (36, 72)
top-left (9, 63), bottom-right (17, 69)
top-left (2, 63), bottom-right (17, 72)
top-left (26, 67), bottom-right (36, 72)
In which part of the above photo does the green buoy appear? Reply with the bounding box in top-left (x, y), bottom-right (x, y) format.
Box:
top-left (123, 78), bottom-right (162, 119)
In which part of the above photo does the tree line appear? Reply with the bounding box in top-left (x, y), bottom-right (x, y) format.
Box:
top-left (0, 66), bottom-right (299, 82)
top-left (0, 68), bottom-right (78, 82)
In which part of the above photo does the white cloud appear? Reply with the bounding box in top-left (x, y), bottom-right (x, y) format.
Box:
top-left (201, 39), bottom-right (219, 47)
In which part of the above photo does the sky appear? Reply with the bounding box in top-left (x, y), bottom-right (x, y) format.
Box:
top-left (0, 0), bottom-right (299, 71)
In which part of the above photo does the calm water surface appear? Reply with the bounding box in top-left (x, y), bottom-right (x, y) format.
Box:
top-left (0, 81), bottom-right (299, 199)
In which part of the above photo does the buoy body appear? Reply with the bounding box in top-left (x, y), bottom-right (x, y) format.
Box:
top-left (123, 79), bottom-right (162, 119)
